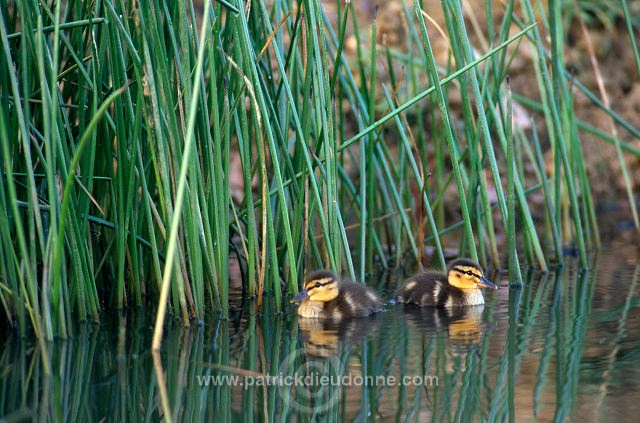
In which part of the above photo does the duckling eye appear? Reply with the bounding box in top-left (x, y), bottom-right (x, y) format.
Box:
top-left (466, 271), bottom-right (474, 276)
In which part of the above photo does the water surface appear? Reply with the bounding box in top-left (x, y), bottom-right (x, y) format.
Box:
top-left (1, 249), bottom-right (639, 421)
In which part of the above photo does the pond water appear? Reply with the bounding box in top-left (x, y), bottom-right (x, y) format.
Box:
top-left (1, 248), bottom-right (639, 421)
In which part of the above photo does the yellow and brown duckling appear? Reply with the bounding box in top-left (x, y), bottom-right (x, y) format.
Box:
top-left (291, 270), bottom-right (382, 318)
top-left (395, 258), bottom-right (497, 307)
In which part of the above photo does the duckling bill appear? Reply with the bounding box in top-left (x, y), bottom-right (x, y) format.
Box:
top-left (395, 258), bottom-right (496, 307)
top-left (291, 270), bottom-right (382, 318)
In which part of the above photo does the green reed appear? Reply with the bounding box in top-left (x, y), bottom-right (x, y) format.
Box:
top-left (0, 0), bottom-right (638, 345)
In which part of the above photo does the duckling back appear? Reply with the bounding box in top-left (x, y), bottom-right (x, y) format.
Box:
top-left (395, 271), bottom-right (446, 306)
top-left (322, 281), bottom-right (382, 318)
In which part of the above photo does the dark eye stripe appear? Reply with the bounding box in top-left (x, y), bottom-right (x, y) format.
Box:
top-left (308, 281), bottom-right (333, 290)
top-left (453, 267), bottom-right (482, 279)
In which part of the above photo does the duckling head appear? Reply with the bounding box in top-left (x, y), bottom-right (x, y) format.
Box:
top-left (291, 270), bottom-right (340, 303)
top-left (447, 258), bottom-right (497, 290)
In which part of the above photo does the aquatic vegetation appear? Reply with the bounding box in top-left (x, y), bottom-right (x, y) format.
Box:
top-left (0, 0), bottom-right (638, 348)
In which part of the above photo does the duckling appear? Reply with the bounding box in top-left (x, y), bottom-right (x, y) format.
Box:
top-left (395, 258), bottom-right (497, 307)
top-left (291, 270), bottom-right (382, 318)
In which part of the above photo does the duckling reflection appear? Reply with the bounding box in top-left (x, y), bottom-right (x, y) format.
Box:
top-left (296, 316), bottom-right (379, 358)
top-left (401, 304), bottom-right (492, 352)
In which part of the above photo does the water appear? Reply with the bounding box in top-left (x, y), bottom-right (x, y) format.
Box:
top-left (1, 250), bottom-right (639, 421)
